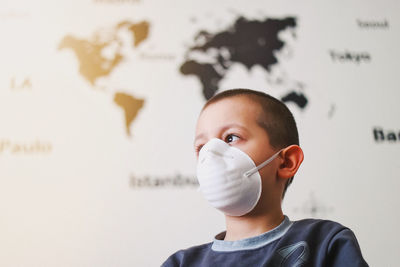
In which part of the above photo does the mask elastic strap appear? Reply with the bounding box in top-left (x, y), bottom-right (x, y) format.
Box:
top-left (244, 149), bottom-right (284, 178)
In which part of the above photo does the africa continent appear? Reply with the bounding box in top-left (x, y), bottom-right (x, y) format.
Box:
top-left (59, 20), bottom-right (149, 137)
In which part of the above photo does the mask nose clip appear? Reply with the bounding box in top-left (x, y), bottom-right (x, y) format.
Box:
top-left (205, 149), bottom-right (234, 159)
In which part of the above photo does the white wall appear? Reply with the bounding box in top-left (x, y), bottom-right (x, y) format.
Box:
top-left (0, 0), bottom-right (399, 266)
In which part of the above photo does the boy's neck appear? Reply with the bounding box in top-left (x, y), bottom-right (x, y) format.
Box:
top-left (223, 209), bottom-right (284, 241)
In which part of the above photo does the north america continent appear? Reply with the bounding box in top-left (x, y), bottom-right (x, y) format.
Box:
top-left (59, 20), bottom-right (150, 85)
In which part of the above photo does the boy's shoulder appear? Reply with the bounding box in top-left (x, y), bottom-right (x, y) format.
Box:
top-left (283, 217), bottom-right (355, 240)
top-left (290, 217), bottom-right (349, 237)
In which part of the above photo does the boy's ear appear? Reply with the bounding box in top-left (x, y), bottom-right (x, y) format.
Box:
top-left (277, 145), bottom-right (304, 180)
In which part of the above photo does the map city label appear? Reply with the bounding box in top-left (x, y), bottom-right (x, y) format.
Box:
top-left (357, 19), bottom-right (389, 29)
top-left (329, 50), bottom-right (371, 64)
top-left (93, 0), bottom-right (140, 4)
top-left (0, 11), bottom-right (30, 20)
top-left (292, 192), bottom-right (334, 218)
top-left (10, 77), bottom-right (32, 90)
top-left (373, 127), bottom-right (400, 143)
top-left (0, 139), bottom-right (52, 155)
top-left (139, 52), bottom-right (175, 61)
top-left (130, 173), bottom-right (198, 188)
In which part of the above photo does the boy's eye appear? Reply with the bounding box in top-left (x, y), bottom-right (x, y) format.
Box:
top-left (225, 134), bottom-right (239, 143)
top-left (195, 144), bottom-right (204, 155)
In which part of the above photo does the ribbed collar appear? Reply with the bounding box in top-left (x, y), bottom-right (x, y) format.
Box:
top-left (212, 216), bottom-right (293, 252)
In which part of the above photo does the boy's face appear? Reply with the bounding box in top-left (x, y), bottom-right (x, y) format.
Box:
top-left (194, 96), bottom-right (281, 181)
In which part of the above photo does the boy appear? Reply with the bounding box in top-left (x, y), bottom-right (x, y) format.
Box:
top-left (162, 89), bottom-right (368, 266)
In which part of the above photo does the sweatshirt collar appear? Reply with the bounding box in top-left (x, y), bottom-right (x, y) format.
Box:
top-left (212, 215), bottom-right (292, 252)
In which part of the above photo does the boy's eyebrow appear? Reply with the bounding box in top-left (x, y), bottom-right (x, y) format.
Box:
top-left (194, 123), bottom-right (248, 144)
top-left (220, 123), bottom-right (248, 132)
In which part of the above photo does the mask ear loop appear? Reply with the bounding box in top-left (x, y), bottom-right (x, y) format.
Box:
top-left (244, 149), bottom-right (284, 178)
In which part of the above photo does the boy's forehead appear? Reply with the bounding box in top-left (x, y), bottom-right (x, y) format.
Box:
top-left (197, 96), bottom-right (262, 127)
top-left (203, 95), bottom-right (259, 113)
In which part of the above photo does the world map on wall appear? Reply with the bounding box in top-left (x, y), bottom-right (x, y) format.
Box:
top-left (59, 15), bottom-right (307, 137)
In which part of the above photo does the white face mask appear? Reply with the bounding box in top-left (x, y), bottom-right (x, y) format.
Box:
top-left (196, 138), bottom-right (283, 216)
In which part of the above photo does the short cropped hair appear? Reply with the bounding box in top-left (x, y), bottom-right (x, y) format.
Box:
top-left (202, 89), bottom-right (299, 198)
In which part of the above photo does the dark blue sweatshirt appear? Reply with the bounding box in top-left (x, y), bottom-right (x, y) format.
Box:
top-left (162, 216), bottom-right (368, 267)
